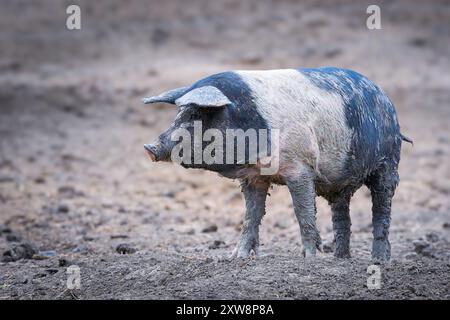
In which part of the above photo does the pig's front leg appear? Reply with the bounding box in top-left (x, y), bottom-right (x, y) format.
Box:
top-left (230, 179), bottom-right (269, 259)
top-left (285, 167), bottom-right (322, 258)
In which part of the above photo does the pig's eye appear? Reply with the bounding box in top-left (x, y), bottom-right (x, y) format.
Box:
top-left (187, 110), bottom-right (201, 121)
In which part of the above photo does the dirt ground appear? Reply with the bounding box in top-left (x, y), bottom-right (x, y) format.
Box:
top-left (0, 0), bottom-right (449, 300)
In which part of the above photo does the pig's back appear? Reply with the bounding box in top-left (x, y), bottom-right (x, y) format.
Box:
top-left (234, 67), bottom-right (402, 183)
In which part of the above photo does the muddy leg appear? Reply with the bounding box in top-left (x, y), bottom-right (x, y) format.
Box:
top-left (366, 165), bottom-right (399, 262)
top-left (330, 194), bottom-right (352, 258)
top-left (230, 179), bottom-right (269, 259)
top-left (285, 167), bottom-right (322, 257)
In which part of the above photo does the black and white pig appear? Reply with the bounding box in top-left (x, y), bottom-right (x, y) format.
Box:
top-left (142, 67), bottom-right (412, 262)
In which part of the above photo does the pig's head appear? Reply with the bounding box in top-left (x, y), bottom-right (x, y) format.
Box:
top-left (142, 86), bottom-right (233, 166)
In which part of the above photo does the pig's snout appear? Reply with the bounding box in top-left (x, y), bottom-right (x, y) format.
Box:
top-left (144, 144), bottom-right (161, 162)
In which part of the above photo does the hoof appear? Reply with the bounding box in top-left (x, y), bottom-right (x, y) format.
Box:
top-left (229, 237), bottom-right (259, 260)
top-left (334, 251), bottom-right (351, 259)
top-left (372, 239), bottom-right (391, 262)
top-left (301, 246), bottom-right (317, 258)
top-left (229, 246), bottom-right (257, 260)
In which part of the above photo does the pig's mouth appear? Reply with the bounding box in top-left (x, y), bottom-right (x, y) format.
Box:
top-left (144, 144), bottom-right (160, 162)
top-left (144, 143), bottom-right (172, 162)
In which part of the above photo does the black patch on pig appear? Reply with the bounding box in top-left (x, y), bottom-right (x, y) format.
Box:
top-left (299, 67), bottom-right (402, 190)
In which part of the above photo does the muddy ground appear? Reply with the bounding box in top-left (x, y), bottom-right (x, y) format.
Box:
top-left (0, 0), bottom-right (449, 300)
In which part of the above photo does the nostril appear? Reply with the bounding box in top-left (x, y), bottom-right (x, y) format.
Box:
top-left (144, 144), bottom-right (158, 162)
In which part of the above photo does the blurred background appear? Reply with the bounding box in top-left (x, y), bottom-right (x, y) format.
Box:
top-left (0, 0), bottom-right (449, 299)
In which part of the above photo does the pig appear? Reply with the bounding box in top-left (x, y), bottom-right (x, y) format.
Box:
top-left (142, 67), bottom-right (412, 262)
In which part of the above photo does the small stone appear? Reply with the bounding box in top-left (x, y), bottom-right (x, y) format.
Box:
top-left (34, 176), bottom-right (46, 184)
top-left (2, 242), bottom-right (38, 262)
top-left (412, 240), bottom-right (436, 258)
top-left (163, 191), bottom-right (176, 198)
top-left (443, 222), bottom-right (450, 229)
top-left (58, 186), bottom-right (84, 198)
top-left (175, 216), bottom-right (185, 223)
top-left (6, 233), bottom-right (21, 242)
top-left (32, 254), bottom-right (49, 260)
top-left (426, 233), bottom-right (439, 243)
top-left (32, 250), bottom-right (57, 260)
top-left (83, 235), bottom-right (95, 241)
top-left (408, 37), bottom-right (428, 47)
top-left (202, 224), bottom-right (218, 233)
top-left (404, 253), bottom-right (418, 260)
top-left (71, 245), bottom-right (89, 254)
top-left (209, 240), bottom-right (225, 249)
top-left (0, 174), bottom-right (15, 183)
top-left (85, 209), bottom-right (97, 215)
top-left (40, 250), bottom-right (57, 257)
top-left (57, 203), bottom-right (70, 213)
top-left (0, 225), bottom-right (12, 234)
top-left (45, 269), bottom-right (59, 275)
top-left (116, 243), bottom-right (137, 254)
top-left (151, 27), bottom-right (171, 45)
top-left (413, 240), bottom-right (429, 254)
top-left (110, 234), bottom-right (128, 239)
top-left (58, 258), bottom-right (71, 267)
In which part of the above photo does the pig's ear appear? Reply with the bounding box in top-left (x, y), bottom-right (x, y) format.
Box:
top-left (175, 86), bottom-right (232, 108)
top-left (142, 86), bottom-right (190, 105)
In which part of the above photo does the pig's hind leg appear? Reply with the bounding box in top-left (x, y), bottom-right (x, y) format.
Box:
top-left (329, 193), bottom-right (352, 258)
top-left (365, 162), bottom-right (399, 262)
top-left (230, 179), bottom-right (269, 259)
top-left (285, 167), bottom-right (322, 258)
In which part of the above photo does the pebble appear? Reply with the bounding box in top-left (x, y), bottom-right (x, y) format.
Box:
top-left (58, 186), bottom-right (84, 198)
top-left (31, 250), bottom-right (57, 260)
top-left (425, 233), bottom-right (439, 243)
top-left (202, 224), bottom-right (218, 233)
top-left (40, 250), bottom-right (57, 257)
top-left (72, 245), bottom-right (89, 254)
top-left (404, 252), bottom-right (418, 260)
top-left (163, 191), bottom-right (176, 198)
top-left (413, 240), bottom-right (436, 258)
top-left (2, 242), bottom-right (38, 262)
top-left (45, 269), bottom-right (59, 275)
top-left (116, 243), bottom-right (137, 254)
top-left (412, 240), bottom-right (429, 253)
top-left (0, 225), bottom-right (12, 234)
top-left (58, 258), bottom-right (72, 267)
top-left (110, 234), bottom-right (129, 239)
top-left (0, 174), bottom-right (15, 183)
top-left (209, 240), bottom-right (225, 249)
top-left (6, 233), bottom-right (21, 242)
top-left (57, 203), bottom-right (70, 213)
top-left (34, 176), bottom-right (46, 184)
